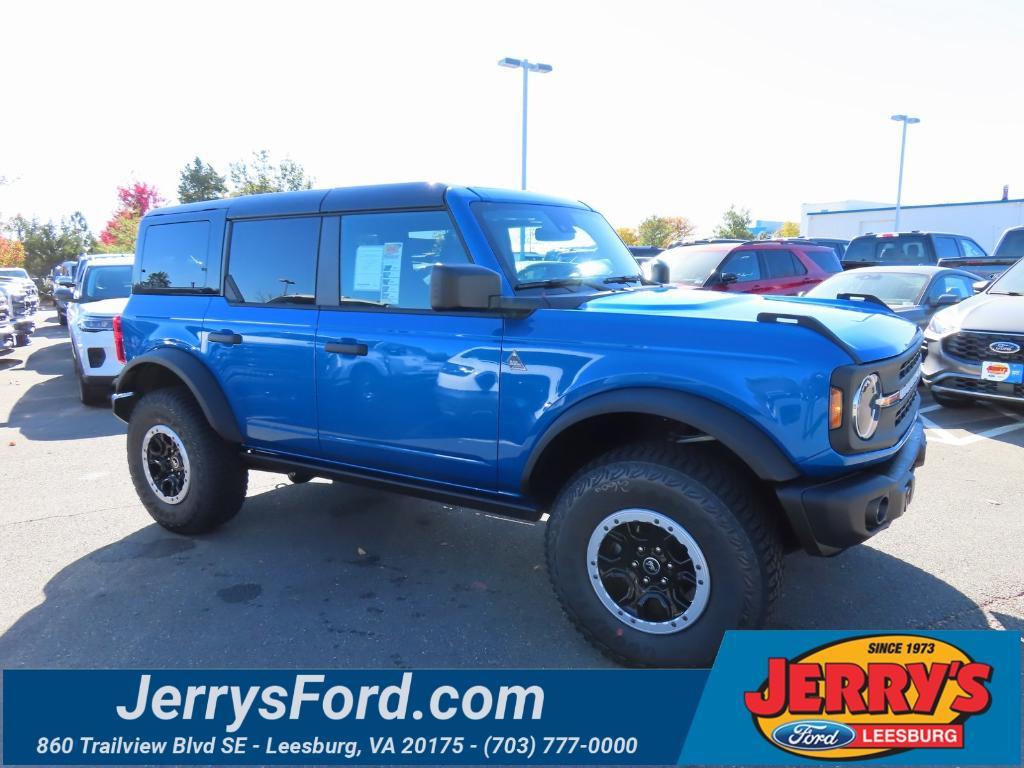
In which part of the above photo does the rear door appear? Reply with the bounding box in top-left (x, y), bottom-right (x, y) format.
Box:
top-left (202, 216), bottom-right (321, 455)
top-left (758, 249), bottom-right (811, 294)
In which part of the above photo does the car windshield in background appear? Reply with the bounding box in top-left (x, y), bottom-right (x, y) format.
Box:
top-left (657, 248), bottom-right (726, 286)
top-left (804, 249), bottom-right (843, 273)
top-left (472, 203), bottom-right (639, 285)
top-left (995, 229), bottom-right (1024, 261)
top-left (0, 268), bottom-right (30, 279)
top-left (81, 265), bottom-right (133, 302)
top-left (845, 236), bottom-right (931, 264)
top-left (989, 257), bottom-right (1024, 295)
top-left (805, 271), bottom-right (929, 307)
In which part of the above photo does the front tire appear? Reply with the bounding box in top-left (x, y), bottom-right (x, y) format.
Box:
top-left (127, 387), bottom-right (248, 534)
top-left (545, 442), bottom-right (782, 667)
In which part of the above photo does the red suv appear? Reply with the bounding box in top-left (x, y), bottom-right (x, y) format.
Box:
top-left (651, 239), bottom-right (842, 295)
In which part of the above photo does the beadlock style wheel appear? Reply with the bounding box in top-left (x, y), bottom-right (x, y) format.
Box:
top-left (587, 508), bottom-right (711, 634)
top-left (141, 425), bottom-right (191, 505)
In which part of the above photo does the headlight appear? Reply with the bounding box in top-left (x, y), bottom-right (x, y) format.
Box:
top-left (851, 373), bottom-right (881, 440)
top-left (79, 316), bottom-right (114, 332)
top-left (926, 306), bottom-right (960, 337)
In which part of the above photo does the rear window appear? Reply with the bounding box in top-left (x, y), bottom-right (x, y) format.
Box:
top-left (137, 220), bottom-right (213, 292)
top-left (804, 248), bottom-right (843, 273)
top-left (844, 236), bottom-right (933, 265)
top-left (995, 229), bottom-right (1024, 261)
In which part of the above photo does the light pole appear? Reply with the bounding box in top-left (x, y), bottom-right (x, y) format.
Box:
top-left (890, 114), bottom-right (920, 231)
top-left (499, 57), bottom-right (553, 190)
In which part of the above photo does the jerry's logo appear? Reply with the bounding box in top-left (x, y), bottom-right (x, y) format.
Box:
top-left (744, 634), bottom-right (993, 760)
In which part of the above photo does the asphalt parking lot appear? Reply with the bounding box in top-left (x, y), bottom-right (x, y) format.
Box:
top-left (1, 310), bottom-right (1022, 671)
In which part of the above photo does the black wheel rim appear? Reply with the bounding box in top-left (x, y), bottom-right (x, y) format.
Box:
top-left (141, 425), bottom-right (191, 504)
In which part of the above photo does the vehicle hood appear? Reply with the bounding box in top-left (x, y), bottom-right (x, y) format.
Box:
top-left (581, 286), bottom-right (920, 362)
top-left (937, 292), bottom-right (1024, 333)
top-left (78, 297), bottom-right (129, 317)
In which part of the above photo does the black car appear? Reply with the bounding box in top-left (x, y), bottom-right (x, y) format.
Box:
top-left (803, 265), bottom-right (978, 329)
top-left (843, 231), bottom-right (1013, 278)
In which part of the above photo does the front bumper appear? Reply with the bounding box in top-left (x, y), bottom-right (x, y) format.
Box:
top-left (922, 335), bottom-right (1024, 404)
top-left (775, 419), bottom-right (926, 556)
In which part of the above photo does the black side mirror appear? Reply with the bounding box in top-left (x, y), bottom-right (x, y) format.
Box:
top-left (648, 260), bottom-right (670, 284)
top-left (53, 287), bottom-right (73, 301)
top-left (930, 293), bottom-right (960, 307)
top-left (431, 264), bottom-right (503, 311)
top-left (972, 280), bottom-right (990, 294)
top-left (720, 272), bottom-right (739, 284)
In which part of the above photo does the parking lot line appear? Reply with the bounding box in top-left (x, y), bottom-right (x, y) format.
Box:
top-left (921, 401), bottom-right (1024, 446)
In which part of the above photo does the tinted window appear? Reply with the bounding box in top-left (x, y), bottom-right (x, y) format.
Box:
top-left (227, 217), bottom-right (319, 305)
top-left (804, 248), bottom-right (843, 273)
top-left (845, 236), bottom-right (932, 265)
top-left (934, 236), bottom-right (959, 258)
top-left (81, 264), bottom-right (133, 302)
top-left (762, 249), bottom-right (807, 278)
top-left (137, 221), bottom-right (211, 292)
top-left (341, 210), bottom-right (470, 309)
top-left (959, 238), bottom-right (987, 259)
top-left (994, 229), bottom-right (1024, 260)
top-left (721, 250), bottom-right (761, 282)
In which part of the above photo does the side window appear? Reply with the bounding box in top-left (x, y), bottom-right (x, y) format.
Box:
top-left (137, 221), bottom-right (211, 292)
top-left (934, 236), bottom-right (959, 259)
top-left (960, 238), bottom-right (987, 259)
top-left (762, 249), bottom-right (807, 278)
top-left (721, 250), bottom-right (761, 282)
top-left (804, 248), bottom-right (843, 273)
top-left (340, 210), bottom-right (470, 310)
top-left (226, 217), bottom-right (319, 305)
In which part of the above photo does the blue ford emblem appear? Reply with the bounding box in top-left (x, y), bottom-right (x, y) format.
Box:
top-left (770, 720), bottom-right (857, 751)
top-left (989, 341), bottom-right (1021, 355)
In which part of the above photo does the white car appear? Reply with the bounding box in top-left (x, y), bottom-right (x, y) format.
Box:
top-left (67, 255), bottom-right (134, 405)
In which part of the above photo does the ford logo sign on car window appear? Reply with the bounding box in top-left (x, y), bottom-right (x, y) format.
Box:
top-left (770, 720), bottom-right (857, 751)
top-left (989, 341), bottom-right (1021, 355)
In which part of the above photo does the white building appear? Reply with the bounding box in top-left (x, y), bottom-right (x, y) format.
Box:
top-left (801, 197), bottom-right (1024, 252)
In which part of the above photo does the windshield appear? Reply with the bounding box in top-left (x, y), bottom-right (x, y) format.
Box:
top-left (0, 268), bottom-right (29, 279)
top-left (81, 264), bottom-right (133, 302)
top-left (805, 270), bottom-right (929, 307)
top-left (989, 257), bottom-right (1024, 295)
top-left (657, 247), bottom-right (727, 286)
top-left (472, 202), bottom-right (639, 285)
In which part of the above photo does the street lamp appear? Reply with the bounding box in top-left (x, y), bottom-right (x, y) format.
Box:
top-left (890, 114), bottom-right (920, 231)
top-left (499, 57), bottom-right (553, 190)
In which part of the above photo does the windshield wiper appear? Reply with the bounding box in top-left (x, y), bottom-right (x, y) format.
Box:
top-left (516, 277), bottom-right (600, 291)
top-left (991, 291), bottom-right (1022, 296)
top-left (602, 275), bottom-right (643, 285)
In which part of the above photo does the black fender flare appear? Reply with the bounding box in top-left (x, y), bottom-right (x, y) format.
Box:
top-left (113, 347), bottom-right (243, 444)
top-left (521, 387), bottom-right (801, 491)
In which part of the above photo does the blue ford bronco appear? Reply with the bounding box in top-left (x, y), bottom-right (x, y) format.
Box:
top-left (112, 183), bottom-right (925, 667)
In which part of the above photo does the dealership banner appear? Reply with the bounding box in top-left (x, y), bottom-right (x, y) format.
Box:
top-left (2, 631), bottom-right (1019, 765)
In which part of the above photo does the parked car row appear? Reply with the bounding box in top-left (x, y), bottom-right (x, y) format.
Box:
top-left (0, 267), bottom-right (40, 350)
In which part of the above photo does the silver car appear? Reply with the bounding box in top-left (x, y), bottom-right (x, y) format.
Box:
top-left (922, 256), bottom-right (1024, 408)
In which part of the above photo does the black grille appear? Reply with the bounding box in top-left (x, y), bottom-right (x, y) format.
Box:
top-left (895, 391), bottom-right (918, 427)
top-left (898, 350), bottom-right (921, 381)
top-left (943, 332), bottom-right (1024, 364)
top-left (944, 376), bottom-right (1024, 399)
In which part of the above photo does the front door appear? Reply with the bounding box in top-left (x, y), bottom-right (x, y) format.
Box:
top-left (203, 215), bottom-right (321, 455)
top-left (315, 209), bottom-right (502, 490)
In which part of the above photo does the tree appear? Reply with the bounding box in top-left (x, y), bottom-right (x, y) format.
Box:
top-left (712, 206), bottom-right (755, 240)
top-left (98, 182), bottom-right (163, 253)
top-left (229, 150), bottom-right (314, 196)
top-left (0, 237), bottom-right (26, 268)
top-left (6, 213), bottom-right (93, 275)
top-left (776, 221), bottom-right (800, 238)
top-left (178, 156), bottom-right (227, 203)
top-left (637, 215), bottom-right (698, 248)
top-left (616, 227), bottom-right (638, 246)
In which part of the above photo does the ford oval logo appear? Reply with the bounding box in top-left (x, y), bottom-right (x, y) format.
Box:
top-left (770, 720), bottom-right (857, 751)
top-left (989, 341), bottom-right (1021, 355)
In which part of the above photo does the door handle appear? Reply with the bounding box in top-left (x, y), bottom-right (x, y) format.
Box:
top-left (208, 331), bottom-right (242, 345)
top-left (325, 340), bottom-right (368, 356)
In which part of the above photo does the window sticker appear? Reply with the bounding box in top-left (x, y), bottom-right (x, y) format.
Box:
top-left (380, 242), bottom-right (403, 305)
top-left (353, 245), bottom-right (383, 292)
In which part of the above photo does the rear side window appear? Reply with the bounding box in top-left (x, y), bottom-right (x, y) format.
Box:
top-left (934, 236), bottom-right (959, 258)
top-left (761, 249), bottom-right (807, 278)
top-left (803, 248), bottom-right (843, 273)
top-left (340, 210), bottom-right (470, 310)
top-left (226, 217), bottom-right (320, 305)
top-left (137, 221), bottom-right (211, 292)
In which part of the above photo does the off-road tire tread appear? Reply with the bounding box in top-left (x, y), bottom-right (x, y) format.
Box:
top-left (127, 386), bottom-right (247, 534)
top-left (545, 441), bottom-right (783, 667)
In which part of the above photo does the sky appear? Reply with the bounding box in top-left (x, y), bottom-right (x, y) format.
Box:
top-left (1, 0), bottom-right (1022, 238)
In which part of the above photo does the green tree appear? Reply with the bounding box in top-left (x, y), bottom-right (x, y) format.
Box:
top-left (7, 213), bottom-right (93, 275)
top-left (229, 150), bottom-right (314, 196)
top-left (712, 205), bottom-right (755, 240)
top-left (776, 221), bottom-right (800, 238)
top-left (178, 156), bottom-right (227, 203)
top-left (637, 215), bottom-right (697, 248)
top-left (616, 227), bottom-right (638, 246)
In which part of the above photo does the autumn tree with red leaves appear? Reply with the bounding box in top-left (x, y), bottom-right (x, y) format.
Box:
top-left (97, 182), bottom-right (163, 253)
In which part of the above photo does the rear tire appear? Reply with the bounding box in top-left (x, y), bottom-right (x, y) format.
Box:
top-left (931, 390), bottom-right (972, 408)
top-left (545, 442), bottom-right (782, 667)
top-left (127, 386), bottom-right (248, 534)
top-left (288, 471), bottom-right (313, 484)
